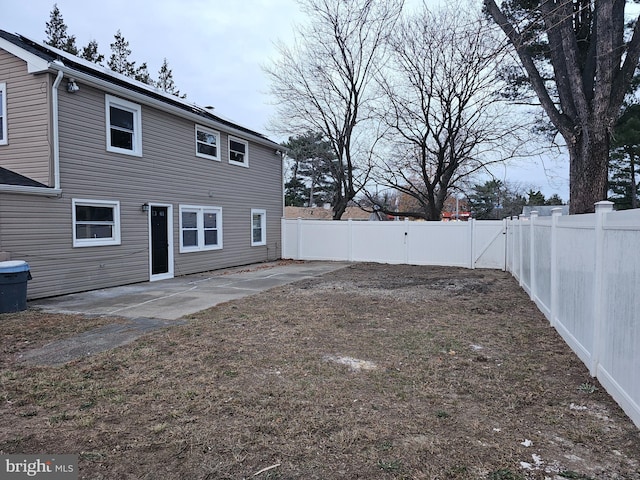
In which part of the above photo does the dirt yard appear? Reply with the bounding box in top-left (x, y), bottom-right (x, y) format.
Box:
top-left (1, 263), bottom-right (638, 479)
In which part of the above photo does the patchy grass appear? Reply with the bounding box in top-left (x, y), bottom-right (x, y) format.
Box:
top-left (1, 264), bottom-right (639, 479)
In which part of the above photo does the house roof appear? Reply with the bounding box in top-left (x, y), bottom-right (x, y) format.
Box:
top-left (0, 29), bottom-right (282, 150)
top-left (285, 206), bottom-right (375, 220)
top-left (0, 166), bottom-right (48, 187)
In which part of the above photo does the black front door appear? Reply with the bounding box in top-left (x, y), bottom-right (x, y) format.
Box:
top-left (151, 206), bottom-right (169, 275)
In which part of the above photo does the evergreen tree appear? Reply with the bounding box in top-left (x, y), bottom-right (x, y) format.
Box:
top-left (467, 180), bottom-right (526, 219)
top-left (284, 177), bottom-right (309, 207)
top-left (545, 194), bottom-right (564, 206)
top-left (45, 4), bottom-right (78, 55)
top-left (610, 104), bottom-right (640, 209)
top-left (157, 58), bottom-right (185, 97)
top-left (134, 62), bottom-right (153, 85)
top-left (79, 39), bottom-right (104, 64)
top-left (108, 30), bottom-right (136, 77)
top-left (282, 132), bottom-right (337, 208)
top-left (527, 190), bottom-right (546, 206)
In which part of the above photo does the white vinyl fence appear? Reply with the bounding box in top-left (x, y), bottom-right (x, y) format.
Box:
top-left (282, 217), bottom-right (506, 269)
top-left (282, 206), bottom-right (640, 429)
top-left (507, 202), bottom-right (640, 429)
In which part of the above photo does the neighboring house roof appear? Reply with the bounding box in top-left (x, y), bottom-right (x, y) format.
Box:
top-left (285, 206), bottom-right (374, 220)
top-left (0, 29), bottom-right (282, 150)
top-left (0, 166), bottom-right (48, 187)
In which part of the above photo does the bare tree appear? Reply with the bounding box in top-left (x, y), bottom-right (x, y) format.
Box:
top-left (265, 0), bottom-right (403, 219)
top-left (484, 0), bottom-right (640, 214)
top-left (372, 5), bottom-right (524, 221)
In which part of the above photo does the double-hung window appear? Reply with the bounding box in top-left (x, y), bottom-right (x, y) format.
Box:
top-left (0, 82), bottom-right (7, 145)
top-left (180, 205), bottom-right (222, 252)
top-left (106, 94), bottom-right (142, 156)
top-left (196, 125), bottom-right (220, 161)
top-left (251, 209), bottom-right (266, 246)
top-left (72, 199), bottom-right (121, 247)
top-left (228, 136), bottom-right (248, 167)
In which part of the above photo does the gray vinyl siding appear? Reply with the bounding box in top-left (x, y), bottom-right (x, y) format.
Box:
top-left (0, 50), bottom-right (52, 185)
top-left (0, 78), bottom-right (282, 299)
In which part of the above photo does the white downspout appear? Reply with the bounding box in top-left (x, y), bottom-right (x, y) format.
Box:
top-left (52, 69), bottom-right (63, 190)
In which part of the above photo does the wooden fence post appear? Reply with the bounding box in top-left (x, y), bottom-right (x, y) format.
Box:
top-left (591, 200), bottom-right (614, 376)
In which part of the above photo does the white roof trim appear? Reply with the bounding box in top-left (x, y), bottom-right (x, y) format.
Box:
top-left (7, 33), bottom-right (281, 150)
top-left (0, 36), bottom-right (49, 73)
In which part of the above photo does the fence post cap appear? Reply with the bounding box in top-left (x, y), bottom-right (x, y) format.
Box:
top-left (594, 201), bottom-right (614, 212)
top-left (530, 210), bottom-right (539, 218)
top-left (551, 207), bottom-right (563, 216)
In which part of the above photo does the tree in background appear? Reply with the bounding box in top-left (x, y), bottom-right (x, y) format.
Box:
top-left (610, 104), bottom-right (640, 209)
top-left (44, 4), bottom-right (78, 54)
top-left (265, 0), bottom-right (403, 219)
top-left (484, 0), bottom-right (640, 214)
top-left (282, 132), bottom-right (337, 207)
top-left (526, 189), bottom-right (545, 206)
top-left (371, 5), bottom-right (525, 221)
top-left (134, 62), bottom-right (153, 85)
top-left (108, 30), bottom-right (136, 77)
top-left (157, 58), bottom-right (186, 98)
top-left (79, 39), bottom-right (104, 64)
top-left (467, 180), bottom-right (527, 220)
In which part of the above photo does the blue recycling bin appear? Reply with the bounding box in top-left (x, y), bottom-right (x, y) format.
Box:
top-left (0, 261), bottom-right (32, 313)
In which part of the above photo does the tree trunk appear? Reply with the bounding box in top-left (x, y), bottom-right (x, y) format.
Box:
top-left (568, 125), bottom-right (610, 214)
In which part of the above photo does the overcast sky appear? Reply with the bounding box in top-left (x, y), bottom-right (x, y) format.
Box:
top-left (1, 0), bottom-right (569, 200)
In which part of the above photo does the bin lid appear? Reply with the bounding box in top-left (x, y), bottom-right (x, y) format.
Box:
top-left (0, 260), bottom-right (30, 273)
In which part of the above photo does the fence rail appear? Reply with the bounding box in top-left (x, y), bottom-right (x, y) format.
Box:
top-left (281, 207), bottom-right (640, 429)
top-left (282, 217), bottom-right (506, 269)
top-left (507, 202), bottom-right (640, 429)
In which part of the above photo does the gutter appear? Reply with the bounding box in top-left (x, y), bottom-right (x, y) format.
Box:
top-left (0, 184), bottom-right (62, 196)
top-left (52, 69), bottom-right (63, 190)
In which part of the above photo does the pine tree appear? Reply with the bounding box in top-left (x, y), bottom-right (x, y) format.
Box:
top-left (610, 104), bottom-right (640, 209)
top-left (108, 30), bottom-right (136, 77)
top-left (157, 58), bottom-right (185, 97)
top-left (79, 39), bottom-right (104, 65)
top-left (45, 4), bottom-right (78, 55)
top-left (134, 62), bottom-right (153, 85)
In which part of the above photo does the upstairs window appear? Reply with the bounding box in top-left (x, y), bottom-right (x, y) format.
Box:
top-left (105, 94), bottom-right (142, 156)
top-left (72, 199), bottom-right (121, 247)
top-left (195, 125), bottom-right (220, 161)
top-left (251, 209), bottom-right (266, 246)
top-left (0, 83), bottom-right (7, 145)
top-left (228, 136), bottom-right (248, 167)
top-left (180, 205), bottom-right (222, 252)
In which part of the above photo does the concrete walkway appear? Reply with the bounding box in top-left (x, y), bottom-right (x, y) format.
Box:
top-left (21, 261), bottom-right (349, 366)
top-left (31, 260), bottom-right (349, 320)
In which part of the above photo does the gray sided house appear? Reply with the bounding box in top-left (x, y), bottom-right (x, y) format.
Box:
top-left (0, 31), bottom-right (284, 299)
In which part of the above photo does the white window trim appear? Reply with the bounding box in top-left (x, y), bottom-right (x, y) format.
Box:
top-left (228, 136), bottom-right (249, 167)
top-left (105, 94), bottom-right (142, 156)
top-left (195, 124), bottom-right (221, 161)
top-left (179, 205), bottom-right (223, 253)
top-left (0, 82), bottom-right (7, 145)
top-left (251, 209), bottom-right (267, 246)
top-left (72, 199), bottom-right (121, 247)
